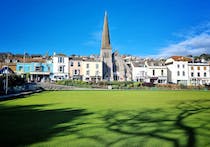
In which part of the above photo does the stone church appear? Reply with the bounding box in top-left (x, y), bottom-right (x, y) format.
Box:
top-left (100, 12), bottom-right (132, 81)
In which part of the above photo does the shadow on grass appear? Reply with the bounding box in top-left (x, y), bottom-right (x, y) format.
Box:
top-left (0, 99), bottom-right (210, 147)
top-left (0, 104), bottom-right (92, 147)
top-left (64, 99), bottom-right (210, 147)
top-left (101, 99), bottom-right (210, 147)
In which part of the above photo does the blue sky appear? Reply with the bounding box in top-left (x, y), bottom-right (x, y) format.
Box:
top-left (1, 0), bottom-right (210, 57)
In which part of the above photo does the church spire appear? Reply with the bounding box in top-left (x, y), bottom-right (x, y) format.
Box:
top-left (101, 11), bottom-right (111, 49)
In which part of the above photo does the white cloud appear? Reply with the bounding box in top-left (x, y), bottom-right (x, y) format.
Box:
top-left (157, 33), bottom-right (210, 58)
top-left (154, 24), bottom-right (210, 58)
top-left (150, 21), bottom-right (210, 58)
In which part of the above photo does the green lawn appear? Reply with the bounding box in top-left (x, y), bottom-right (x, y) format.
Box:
top-left (0, 91), bottom-right (210, 147)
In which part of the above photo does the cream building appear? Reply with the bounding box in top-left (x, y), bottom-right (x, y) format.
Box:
top-left (188, 63), bottom-right (210, 85)
top-left (82, 60), bottom-right (102, 82)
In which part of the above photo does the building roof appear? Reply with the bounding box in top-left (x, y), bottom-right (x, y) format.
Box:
top-left (53, 53), bottom-right (67, 57)
top-left (0, 66), bottom-right (15, 74)
top-left (146, 59), bottom-right (165, 66)
top-left (171, 56), bottom-right (192, 62)
top-left (131, 61), bottom-right (145, 67)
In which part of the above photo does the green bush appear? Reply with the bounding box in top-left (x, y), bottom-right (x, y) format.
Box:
top-left (111, 85), bottom-right (119, 89)
top-left (133, 82), bottom-right (141, 88)
top-left (127, 83), bottom-right (134, 89)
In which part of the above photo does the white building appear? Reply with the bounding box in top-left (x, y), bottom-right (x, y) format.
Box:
top-left (166, 56), bottom-right (191, 85)
top-left (51, 53), bottom-right (69, 81)
top-left (131, 61), bottom-right (147, 82)
top-left (130, 60), bottom-right (167, 84)
top-left (145, 60), bottom-right (167, 84)
top-left (82, 60), bottom-right (102, 82)
top-left (188, 63), bottom-right (210, 85)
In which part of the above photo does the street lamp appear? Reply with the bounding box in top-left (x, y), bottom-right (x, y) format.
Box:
top-left (5, 66), bottom-right (8, 95)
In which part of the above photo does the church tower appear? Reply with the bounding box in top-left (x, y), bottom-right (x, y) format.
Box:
top-left (100, 11), bottom-right (113, 81)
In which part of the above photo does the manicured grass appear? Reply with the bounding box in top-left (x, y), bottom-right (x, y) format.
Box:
top-left (0, 90), bottom-right (210, 147)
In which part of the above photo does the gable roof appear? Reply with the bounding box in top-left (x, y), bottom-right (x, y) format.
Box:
top-left (171, 56), bottom-right (192, 62)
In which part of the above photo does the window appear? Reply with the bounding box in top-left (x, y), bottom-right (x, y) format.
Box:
top-left (58, 57), bottom-right (64, 63)
top-left (161, 70), bottom-right (164, 76)
top-left (70, 61), bottom-right (74, 67)
top-left (177, 71), bottom-right (180, 76)
top-left (86, 64), bottom-right (89, 69)
top-left (103, 52), bottom-right (109, 58)
top-left (78, 62), bottom-right (80, 67)
top-left (177, 64), bottom-right (180, 68)
top-left (204, 72), bottom-right (207, 77)
top-left (197, 72), bottom-right (200, 77)
top-left (19, 66), bottom-right (23, 71)
top-left (152, 70), bottom-right (155, 76)
top-left (197, 66), bottom-right (200, 70)
top-left (191, 72), bottom-right (194, 77)
top-left (35, 66), bottom-right (41, 72)
top-left (191, 66), bottom-right (194, 70)
top-left (183, 71), bottom-right (185, 76)
top-left (96, 64), bottom-right (99, 69)
top-left (74, 70), bottom-right (77, 75)
top-left (95, 71), bottom-right (99, 76)
top-left (86, 70), bottom-right (90, 76)
top-left (204, 66), bottom-right (207, 70)
top-left (59, 66), bottom-right (64, 73)
top-left (183, 64), bottom-right (185, 68)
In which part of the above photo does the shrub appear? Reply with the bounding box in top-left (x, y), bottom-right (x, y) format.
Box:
top-left (111, 85), bottom-right (119, 89)
top-left (133, 82), bottom-right (141, 88)
top-left (179, 84), bottom-right (187, 89)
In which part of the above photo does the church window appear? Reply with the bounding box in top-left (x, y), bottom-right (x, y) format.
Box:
top-left (103, 52), bottom-right (109, 58)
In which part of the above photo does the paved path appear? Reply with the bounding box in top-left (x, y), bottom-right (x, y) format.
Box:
top-left (0, 89), bottom-right (42, 100)
top-left (37, 82), bottom-right (107, 91)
